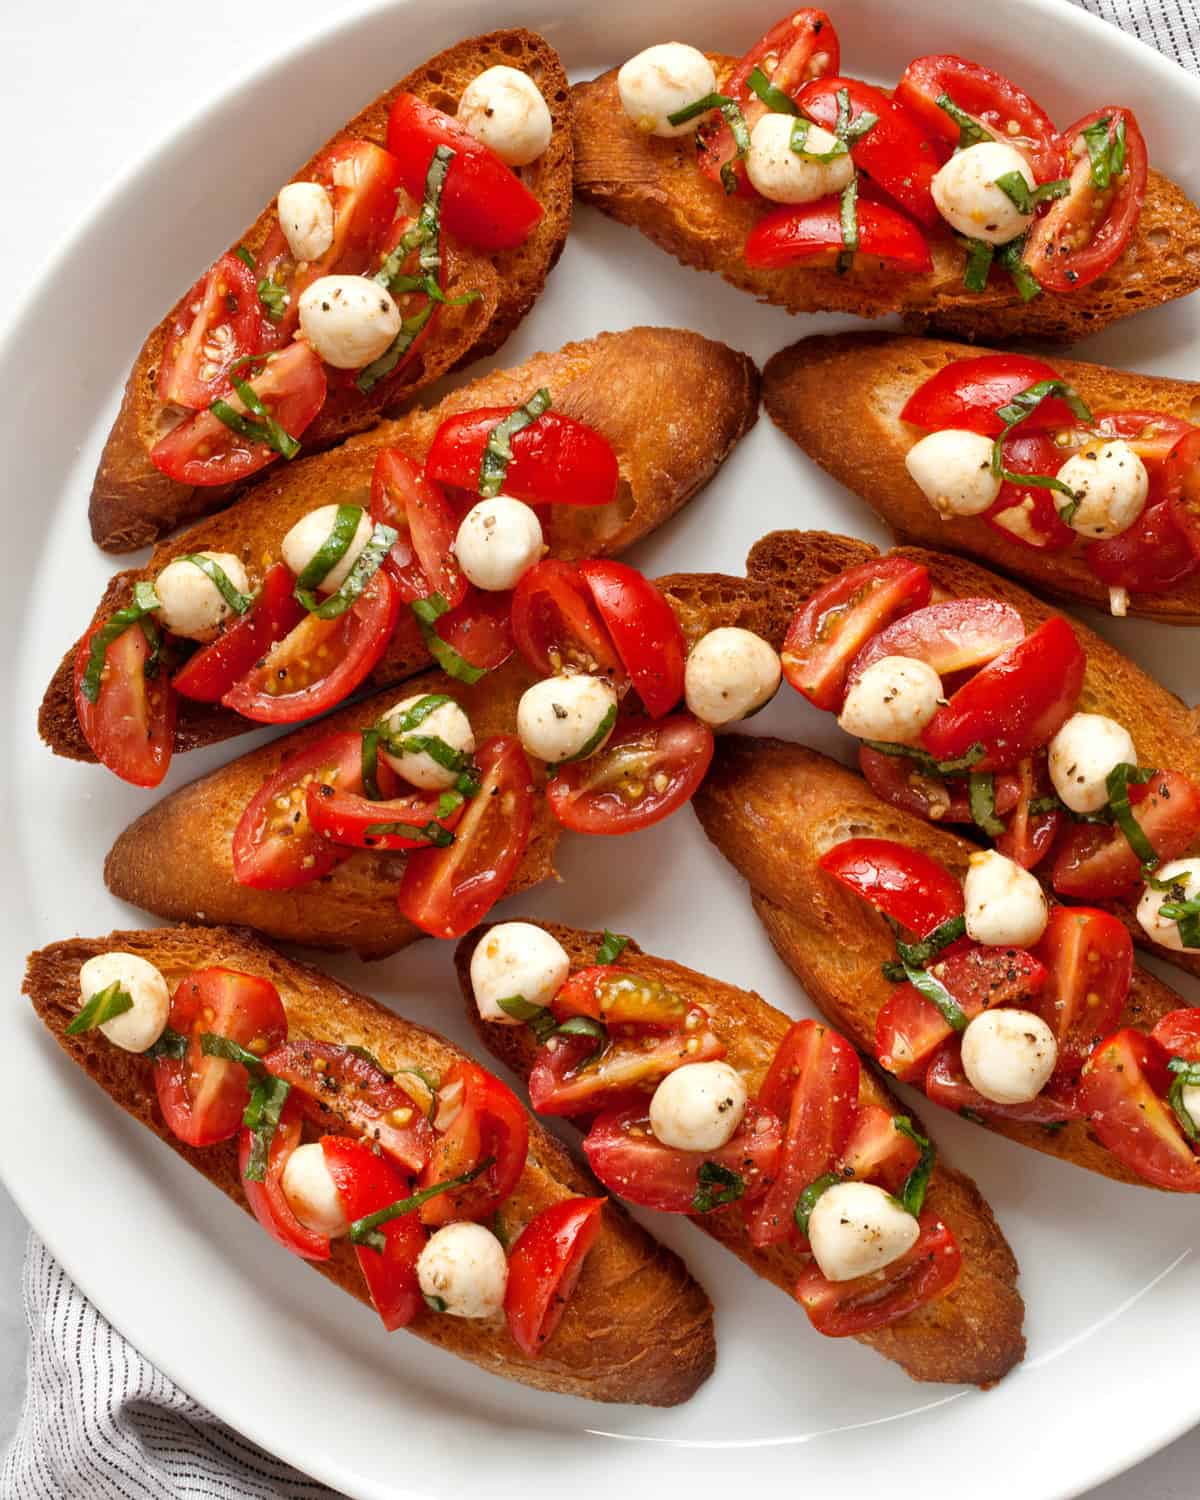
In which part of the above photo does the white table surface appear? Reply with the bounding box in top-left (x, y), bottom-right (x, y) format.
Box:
top-left (2, 1), bottom-right (1199, 1492)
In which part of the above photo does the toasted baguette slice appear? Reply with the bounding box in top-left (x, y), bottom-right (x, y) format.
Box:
top-left (694, 737), bottom-right (1192, 1190)
top-left (92, 29), bottom-right (573, 553)
top-left (573, 65), bottom-right (1200, 344)
top-left (26, 925), bottom-right (714, 1405)
top-left (456, 922), bottom-right (1024, 1386)
top-left (762, 333), bottom-right (1200, 621)
top-left (45, 327), bottom-right (759, 766)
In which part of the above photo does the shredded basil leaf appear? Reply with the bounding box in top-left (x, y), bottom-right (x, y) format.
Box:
top-left (478, 388), bottom-right (552, 498)
top-left (364, 819), bottom-right (455, 846)
top-left (437, 789), bottom-right (464, 818)
top-left (1105, 763), bottom-right (1161, 871)
top-left (557, 704), bottom-right (618, 764)
top-left (788, 117), bottom-right (849, 162)
top-left (995, 173), bottom-right (1071, 215)
top-left (893, 1116), bottom-right (935, 1218)
top-left (692, 1161), bottom-right (745, 1214)
top-left (199, 1033), bottom-right (267, 1074)
top-left (960, 1107), bottom-right (987, 1125)
top-left (1167, 1058), bottom-right (1200, 1141)
top-left (144, 1027), bottom-right (188, 1061)
top-left (989, 379), bottom-right (1094, 501)
top-left (554, 1015), bottom-right (608, 1066)
top-left (212, 367), bottom-right (301, 460)
top-left (491, 1212), bottom-right (510, 1250)
top-left (350, 1155), bottom-right (496, 1251)
top-left (1082, 115), bottom-right (1126, 190)
top-left (998, 237), bottom-right (1042, 302)
top-left (295, 518), bottom-right (396, 619)
top-left (667, 92), bottom-right (751, 191)
top-left (859, 739), bottom-right (987, 776)
top-left (1029, 794), bottom-right (1065, 817)
top-left (747, 65), bottom-right (798, 115)
top-left (497, 995), bottom-right (559, 1043)
top-left (80, 582), bottom-right (162, 704)
top-left (1158, 899), bottom-right (1200, 950)
top-left (241, 1074), bottom-right (291, 1182)
top-left (596, 929), bottom-right (631, 966)
top-left (179, 555), bottom-right (255, 616)
top-left (903, 962), bottom-right (968, 1031)
top-left (794, 1172), bottom-right (841, 1236)
top-left (968, 772), bottom-right (1006, 838)
top-left (411, 593), bottom-right (488, 684)
top-left (961, 236), bottom-right (995, 293)
top-left (836, 177), bottom-right (859, 275)
top-left (234, 245), bottom-right (256, 269)
top-left (937, 94), bottom-right (991, 149)
top-left (293, 503), bottom-right (362, 592)
top-left (882, 914), bottom-right (967, 980)
top-left (67, 982), bottom-right (134, 1036)
top-left (256, 277), bottom-right (287, 322)
top-left (836, 87), bottom-right (878, 145)
top-left (360, 729), bottom-right (384, 801)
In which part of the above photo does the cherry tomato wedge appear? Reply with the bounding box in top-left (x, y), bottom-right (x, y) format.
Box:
top-left (858, 748), bottom-right (1020, 827)
top-left (321, 1135), bottom-right (425, 1330)
top-left (796, 1213), bottom-right (961, 1336)
top-left (546, 715), bottom-right (714, 835)
top-left (426, 408), bottom-right (619, 510)
top-left (984, 431), bottom-right (1076, 553)
top-left (1085, 410), bottom-right (1198, 469)
top-left (1150, 1009), bottom-right (1200, 1063)
top-left (744, 197), bottom-right (933, 273)
top-left (1165, 429), bottom-right (1200, 561)
top-left (1086, 499), bottom-right (1200, 594)
top-left (306, 775), bottom-right (465, 852)
top-left (848, 598), bottom-right (1025, 687)
top-left (157, 253), bottom-right (262, 410)
top-left (505, 1197), bottom-right (605, 1357)
top-left (995, 755), bottom-right (1062, 870)
top-left (840, 1105), bottom-right (921, 1193)
top-left (551, 967), bottom-right (688, 1028)
top-left (925, 1038), bottom-right (1079, 1123)
top-left (899, 355), bottom-right (1071, 436)
top-left (431, 587), bottom-right (516, 673)
top-left (173, 563), bottom-right (305, 703)
top-left (1031, 907), bottom-right (1132, 1078)
top-left (369, 449), bottom-right (465, 608)
top-left (420, 1060), bottom-right (529, 1226)
top-left (1078, 1028), bottom-right (1200, 1191)
top-left (819, 837), bottom-right (964, 938)
top-left (577, 561), bottom-right (686, 718)
top-left (512, 560), bottom-right (625, 682)
top-left (239, 1095), bottom-right (330, 1260)
top-left (231, 733), bottom-right (363, 890)
top-left (74, 615), bottom-right (176, 788)
top-left (1051, 770), bottom-right (1200, 900)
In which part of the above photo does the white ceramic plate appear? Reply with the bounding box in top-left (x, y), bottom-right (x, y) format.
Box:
top-left (2, 1), bottom-right (1199, 1495)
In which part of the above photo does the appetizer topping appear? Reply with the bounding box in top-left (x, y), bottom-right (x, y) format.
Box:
top-left (516, 674), bottom-right (618, 764)
top-left (904, 428), bottom-right (1002, 517)
top-left (1047, 712), bottom-right (1137, 814)
top-left (963, 849), bottom-right (1048, 947)
top-left (806, 1180), bottom-right (921, 1282)
top-left (377, 694), bottom-right (476, 790)
top-left (453, 496), bottom-right (546, 591)
top-left (282, 504), bottom-right (374, 594)
top-left (648, 1060), bottom-right (748, 1152)
top-left (684, 626), bottom-right (781, 727)
top-left (281, 1141), bottom-right (351, 1237)
top-left (837, 655), bottom-right (942, 746)
top-left (960, 1008), bottom-right (1058, 1104)
top-left (1137, 859), bottom-right (1200, 952)
top-left (75, 952), bottom-right (170, 1053)
top-left (276, 181), bottom-right (335, 262)
top-left (617, 43), bottom-right (719, 138)
top-left (471, 923), bottom-right (571, 1024)
top-left (1055, 439), bottom-right (1149, 538)
top-left (297, 275), bottom-right (403, 370)
top-left (457, 66), bottom-right (553, 167)
top-left (930, 140), bottom-right (1036, 244)
top-left (745, 115), bottom-right (854, 203)
top-left (416, 1222), bottom-right (508, 1318)
top-left (154, 552), bottom-right (252, 642)
top-left (504, 1197), bottom-right (604, 1356)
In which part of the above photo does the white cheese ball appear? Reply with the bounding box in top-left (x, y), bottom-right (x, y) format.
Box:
top-left (1180, 1083), bottom-right (1200, 1129)
top-left (931, 141), bottom-right (1036, 244)
top-left (648, 1061), bottom-right (748, 1153)
top-left (1055, 440), bottom-right (1149, 540)
top-left (417, 1222), bottom-right (508, 1318)
top-left (378, 695), bottom-right (475, 790)
top-left (807, 1181), bottom-right (921, 1283)
top-left (516, 674), bottom-right (618, 764)
top-left (470, 923), bottom-right (571, 1024)
top-left (617, 43), bottom-right (717, 138)
top-left (78, 952), bottom-right (170, 1054)
top-left (837, 655), bottom-right (943, 746)
top-left (685, 627), bottom-right (782, 728)
top-left (457, 66), bottom-right (552, 166)
top-left (745, 115), bottom-right (854, 204)
top-left (961, 1009), bottom-right (1058, 1105)
top-left (1048, 712), bottom-right (1137, 815)
top-left (154, 552), bottom-right (250, 642)
top-left (297, 275), bottom-right (400, 370)
top-left (280, 1143), bottom-right (349, 1238)
top-left (963, 850), bottom-right (1049, 948)
top-left (1137, 858), bottom-right (1200, 953)
top-left (453, 496), bottom-right (545, 592)
top-left (276, 181), bottom-right (334, 262)
top-left (905, 428), bottom-right (1002, 519)
top-left (281, 504), bottom-right (373, 594)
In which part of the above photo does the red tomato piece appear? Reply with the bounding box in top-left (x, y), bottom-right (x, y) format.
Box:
top-left (857, 747), bottom-right (1019, 827)
top-left (1078, 1029), bottom-right (1200, 1191)
top-left (158, 253), bottom-right (263, 410)
top-left (1031, 907), bottom-right (1132, 1077)
top-left (925, 1039), bottom-right (1080, 1124)
top-left (239, 1095), bottom-right (330, 1260)
top-left (419, 1060), bottom-right (530, 1226)
top-left (305, 775), bottom-right (464, 852)
top-left (173, 563), bottom-right (305, 703)
top-left (578, 561), bottom-right (686, 718)
top-left (995, 755), bottom-right (1062, 870)
top-left (74, 615), bottom-right (176, 789)
top-left (425, 409), bottom-right (619, 509)
top-left (840, 1105), bottom-right (921, 1192)
top-left (511, 560), bottom-right (625, 682)
top-left (1051, 771), bottom-right (1200, 901)
top-left (431, 587), bottom-right (516, 673)
top-left (369, 448), bottom-right (465, 608)
top-left (797, 1213), bottom-right (961, 1336)
top-left (1150, 1010), bottom-right (1200, 1063)
top-left (545, 715), bottom-right (714, 835)
top-left (1165, 429), bottom-right (1200, 561)
top-left (900, 355), bottom-right (1071, 435)
top-left (818, 837), bottom-right (964, 938)
top-left (1087, 499), bottom-right (1200, 594)
top-left (505, 1197), bottom-right (605, 1357)
top-left (744, 197), bottom-right (933, 273)
top-left (550, 967), bottom-right (689, 1028)
top-left (848, 598), bottom-right (1025, 687)
top-left (984, 430), bottom-right (1078, 553)
top-left (1088, 410), bottom-right (1197, 470)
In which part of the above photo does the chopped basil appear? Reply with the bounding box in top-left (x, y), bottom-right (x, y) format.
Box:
top-left (478, 388), bottom-right (552, 498)
top-left (211, 365), bottom-right (302, 460)
top-left (881, 913), bottom-right (967, 980)
top-left (998, 238), bottom-right (1042, 302)
top-left (241, 1074), bottom-right (291, 1182)
top-left (893, 1116), bottom-right (935, 1218)
top-left (1081, 115), bottom-right (1127, 190)
top-left (1105, 763), bottom-right (1161, 872)
top-left (554, 1015), bottom-right (608, 1066)
top-left (296, 518), bottom-right (398, 620)
top-left (692, 1161), bottom-right (745, 1214)
top-left (415, 143), bottom-right (452, 276)
top-left (179, 555), bottom-right (255, 616)
top-left (199, 1033), bottom-right (267, 1073)
top-left (256, 276), bottom-right (288, 323)
top-left (995, 173), bottom-right (1070, 215)
top-left (497, 994), bottom-right (559, 1043)
top-left (411, 593), bottom-right (488, 684)
top-left (836, 177), bottom-right (859, 275)
top-left (1167, 1058), bottom-right (1200, 1141)
top-left (80, 581), bottom-right (162, 704)
top-left (793, 1171), bottom-right (841, 1236)
top-left (667, 93), bottom-right (751, 190)
top-left (423, 1293), bottom-right (448, 1312)
top-left (558, 704), bottom-right (618, 764)
top-left (789, 117), bottom-right (849, 161)
top-left (350, 1155), bottom-right (496, 1251)
top-left (989, 379), bottom-right (1094, 501)
top-left (66, 981), bottom-right (133, 1036)
top-left (961, 237), bottom-right (995, 293)
top-left (968, 772), bottom-right (1006, 838)
top-left (360, 729), bottom-right (384, 801)
top-left (835, 87), bottom-right (878, 145)
top-left (377, 732), bottom-right (469, 777)
top-left (145, 1027), bottom-right (188, 1061)
top-left (1029, 794), bottom-right (1065, 817)
top-left (1157, 897), bottom-right (1200, 950)
top-left (936, 94), bottom-right (991, 150)
top-left (347, 1044), bottom-right (388, 1072)
top-left (364, 819), bottom-right (455, 846)
top-left (490, 1212), bottom-right (510, 1250)
top-left (747, 65), bottom-right (798, 115)
top-left (596, 929), bottom-right (631, 966)
top-left (903, 961), bottom-right (968, 1031)
top-left (437, 789), bottom-right (464, 818)
top-left (234, 245), bottom-right (256, 269)
top-left (859, 738), bottom-right (986, 776)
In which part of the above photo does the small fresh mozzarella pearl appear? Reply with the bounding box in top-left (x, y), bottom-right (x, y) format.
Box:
top-left (516, 675), bottom-right (618, 764)
top-left (297, 275), bottom-right (400, 369)
top-left (837, 655), bottom-right (942, 746)
top-left (617, 44), bottom-right (717, 138)
top-left (276, 181), bottom-right (334, 262)
top-left (453, 496), bottom-right (545, 592)
top-left (905, 428), bottom-right (1002, 518)
top-left (78, 953), bottom-right (170, 1054)
top-left (417, 1222), bottom-right (508, 1318)
top-left (280, 1143), bottom-right (349, 1238)
top-left (745, 115), bottom-right (854, 204)
top-left (1048, 712), bottom-right (1137, 814)
top-left (1056, 440), bottom-right (1149, 539)
top-left (648, 1062), bottom-right (748, 1152)
top-left (1137, 858), bottom-right (1200, 953)
top-left (378, 695), bottom-right (474, 790)
top-left (807, 1181), bottom-right (920, 1283)
top-left (685, 627), bottom-right (782, 727)
top-left (961, 1009), bottom-right (1058, 1105)
top-left (470, 922), bottom-right (571, 1024)
top-left (458, 66), bottom-right (553, 166)
top-left (154, 552), bottom-right (250, 642)
top-left (1181, 1083), bottom-right (1200, 1126)
top-left (281, 504), bottom-right (373, 594)
top-left (963, 850), bottom-right (1049, 947)
top-left (931, 141), bottom-right (1035, 244)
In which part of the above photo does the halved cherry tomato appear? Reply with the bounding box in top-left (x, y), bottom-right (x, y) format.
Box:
top-left (512, 560), bottom-right (625, 682)
top-left (984, 429), bottom-right (1077, 553)
top-left (173, 563), bottom-right (305, 703)
top-left (840, 1105), bottom-right (921, 1192)
top-left (577, 561), bottom-right (686, 718)
top-left (1051, 770), bottom-right (1200, 900)
top-left (900, 355), bottom-right (1070, 435)
top-left (1023, 108), bottom-right (1147, 293)
top-left (546, 715), bottom-right (714, 835)
top-left (1150, 1010), bottom-right (1200, 1063)
top-left (369, 449), bottom-right (465, 607)
top-left (1078, 1028), bottom-right (1200, 1190)
top-left (744, 197), bottom-right (933, 273)
top-left (150, 342), bottom-right (327, 488)
top-left (781, 558), bottom-right (931, 710)
top-left (1086, 410), bottom-right (1197, 469)
top-left (857, 747), bottom-right (1020, 827)
top-left (74, 615), bottom-right (176, 788)
top-left (550, 967), bottom-right (688, 1028)
top-left (1165, 429), bottom-right (1200, 560)
top-left (995, 755), bottom-right (1062, 870)
top-left (155, 968), bottom-right (288, 1148)
top-left (505, 1197), bottom-right (605, 1357)
top-left (239, 1095), bottom-right (329, 1260)
top-left (925, 1039), bottom-right (1079, 1123)
top-left (582, 1104), bottom-right (781, 1213)
top-left (1086, 500), bottom-right (1200, 594)
top-left (397, 735), bottom-right (534, 939)
top-left (386, 93), bottom-right (543, 251)
top-left (920, 617), bottom-right (1085, 771)
top-left (425, 409), bottom-right (619, 509)
top-left (306, 772), bottom-right (465, 852)
top-left (321, 1135), bottom-right (425, 1330)
top-left (431, 587), bottom-right (516, 673)
top-left (848, 598), bottom-right (1024, 687)
top-left (158, 253), bottom-right (262, 409)
top-left (420, 1060), bottom-right (529, 1226)
top-left (796, 1213), bottom-right (961, 1336)
top-left (819, 837), bottom-right (964, 938)
top-left (1031, 907), bottom-right (1132, 1077)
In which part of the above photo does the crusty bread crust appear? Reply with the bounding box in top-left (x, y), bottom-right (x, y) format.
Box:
top-left (91, 29), bottom-right (574, 552)
top-left (26, 925), bottom-right (714, 1406)
top-left (762, 332), bottom-right (1200, 621)
top-left (45, 327), bottom-right (760, 765)
top-left (457, 923), bottom-right (1025, 1387)
top-left (573, 63), bottom-right (1200, 343)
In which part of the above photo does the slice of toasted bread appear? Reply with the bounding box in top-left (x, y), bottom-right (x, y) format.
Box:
top-left (456, 922), bottom-right (1024, 1386)
top-left (573, 65), bottom-right (1200, 343)
top-left (45, 327), bottom-right (760, 766)
top-left (91, 29), bottom-right (573, 553)
top-left (762, 333), bottom-right (1200, 621)
top-left (27, 924), bottom-right (714, 1405)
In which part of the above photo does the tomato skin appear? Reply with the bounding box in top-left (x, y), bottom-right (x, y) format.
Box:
top-left (386, 93), bottom-right (543, 251)
top-left (158, 253), bottom-right (263, 410)
top-left (925, 1039), bottom-right (1080, 1123)
top-left (369, 449), bottom-right (465, 608)
top-left (425, 409), bottom-right (619, 509)
top-left (848, 598), bottom-right (1024, 686)
top-left (840, 1105), bottom-right (920, 1192)
top-left (504, 1198), bottom-right (605, 1357)
top-left (1150, 1010), bottom-right (1200, 1063)
top-left (320, 1136), bottom-right (425, 1331)
top-left (1086, 499), bottom-right (1200, 594)
top-left (545, 715), bottom-right (714, 835)
top-left (74, 616), bottom-right (176, 789)
top-left (173, 563), bottom-right (305, 703)
top-left (899, 355), bottom-right (1069, 435)
top-left (420, 1061), bottom-right (530, 1226)
top-left (577, 562), bottom-right (686, 718)
top-left (432, 587), bottom-right (516, 673)
top-left (744, 198), bottom-right (933, 273)
top-left (984, 431), bottom-right (1077, 553)
top-left (551, 967), bottom-right (688, 1027)
top-left (818, 837), bottom-right (964, 938)
top-left (995, 755), bottom-right (1062, 870)
top-left (239, 1095), bottom-right (330, 1261)
top-left (1051, 771), bottom-right (1200, 900)
top-left (1164, 429), bottom-right (1200, 561)
top-left (1079, 1029), bottom-right (1200, 1191)
top-left (857, 746), bottom-right (1020, 826)
top-left (306, 777), bottom-right (464, 852)
top-left (796, 1213), bottom-right (961, 1337)
top-left (1031, 907), bottom-right (1132, 1077)
top-left (511, 560), bottom-right (625, 682)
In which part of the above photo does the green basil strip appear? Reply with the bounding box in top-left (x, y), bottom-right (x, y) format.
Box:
top-left (859, 738), bottom-right (987, 776)
top-left (199, 1033), bottom-right (267, 1074)
top-left (479, 387), bottom-right (552, 498)
top-left (213, 369), bottom-right (302, 460)
top-left (292, 505), bottom-right (361, 593)
top-left (256, 277), bottom-right (287, 322)
top-left (411, 593), bottom-right (488, 684)
top-left (1082, 115), bottom-right (1126, 190)
top-left (904, 962), bottom-right (968, 1031)
top-left (961, 237), bottom-right (995, 293)
top-left (995, 172), bottom-right (1071, 215)
top-left (893, 1116), bottom-right (935, 1218)
top-left (437, 789), bottom-right (465, 818)
top-left (66, 982), bottom-right (134, 1036)
top-left (423, 1292), bottom-right (448, 1312)
top-left (234, 245), bottom-right (256, 269)
top-left (835, 87), bottom-right (879, 145)
top-left (360, 729), bottom-right (384, 802)
top-left (347, 1044), bottom-right (388, 1072)
top-left (179, 555), bottom-right (255, 615)
top-left (991, 379), bottom-right (1094, 478)
top-left (241, 1075), bottom-right (291, 1183)
top-left (1168, 1058), bottom-right (1200, 1141)
top-left (378, 732), bottom-right (469, 775)
top-left (80, 582), bottom-right (162, 704)
top-left (794, 1171), bottom-right (841, 1236)
top-left (497, 995), bottom-right (559, 1043)
top-left (416, 143), bottom-right (453, 274)
top-left (144, 1027), bottom-right (188, 1061)
top-left (356, 303), bottom-right (433, 393)
top-left (692, 1161), bottom-right (746, 1214)
top-left (889, 913), bottom-right (967, 973)
top-left (1105, 763), bottom-right (1161, 871)
top-left (997, 467), bottom-right (1080, 508)
top-left (789, 117), bottom-right (849, 162)
top-left (968, 772), bottom-right (1007, 838)
top-left (554, 1015), bottom-right (608, 1066)
top-left (998, 238), bottom-right (1042, 302)
top-left (350, 1156), bottom-right (496, 1253)
top-left (747, 65), bottom-right (798, 115)
top-left (596, 929), bottom-right (631, 965)
top-left (1158, 899), bottom-right (1200, 950)
top-left (363, 819), bottom-right (455, 847)
top-left (382, 694), bottom-right (454, 734)
top-left (1029, 794), bottom-right (1065, 817)
top-left (937, 94), bottom-right (991, 150)
top-left (296, 519), bottom-right (396, 619)
top-left (394, 1064), bottom-right (441, 1122)
top-left (667, 92), bottom-right (751, 192)
top-left (836, 177), bottom-right (859, 275)
top-left (559, 704), bottom-right (618, 764)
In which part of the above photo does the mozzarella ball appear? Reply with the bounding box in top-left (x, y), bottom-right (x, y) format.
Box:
top-left (1048, 712), bottom-right (1137, 815)
top-left (685, 627), bottom-right (781, 727)
top-left (417, 1222), bottom-right (508, 1318)
top-left (745, 115), bottom-right (855, 204)
top-left (905, 428), bottom-right (1002, 519)
top-left (807, 1181), bottom-right (921, 1283)
top-left (276, 181), bottom-right (334, 262)
top-left (154, 552), bottom-right (250, 642)
top-left (961, 1009), bottom-right (1058, 1105)
top-left (297, 275), bottom-right (400, 369)
top-left (281, 504), bottom-right (373, 594)
top-left (470, 923), bottom-right (571, 1024)
top-left (963, 850), bottom-right (1049, 948)
top-left (453, 496), bottom-right (545, 592)
top-left (1180, 1083), bottom-right (1200, 1128)
top-left (280, 1143), bottom-right (349, 1238)
top-left (458, 66), bottom-right (552, 166)
top-left (1055, 440), bottom-right (1149, 540)
top-left (78, 952), bottom-right (170, 1054)
top-left (378, 695), bottom-right (474, 790)
top-left (931, 141), bottom-right (1036, 244)
top-left (1137, 858), bottom-right (1200, 953)
top-left (617, 43), bottom-right (717, 138)
top-left (837, 656), bottom-right (943, 746)
top-left (516, 675), bottom-right (618, 765)
top-left (648, 1062), bottom-right (748, 1152)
